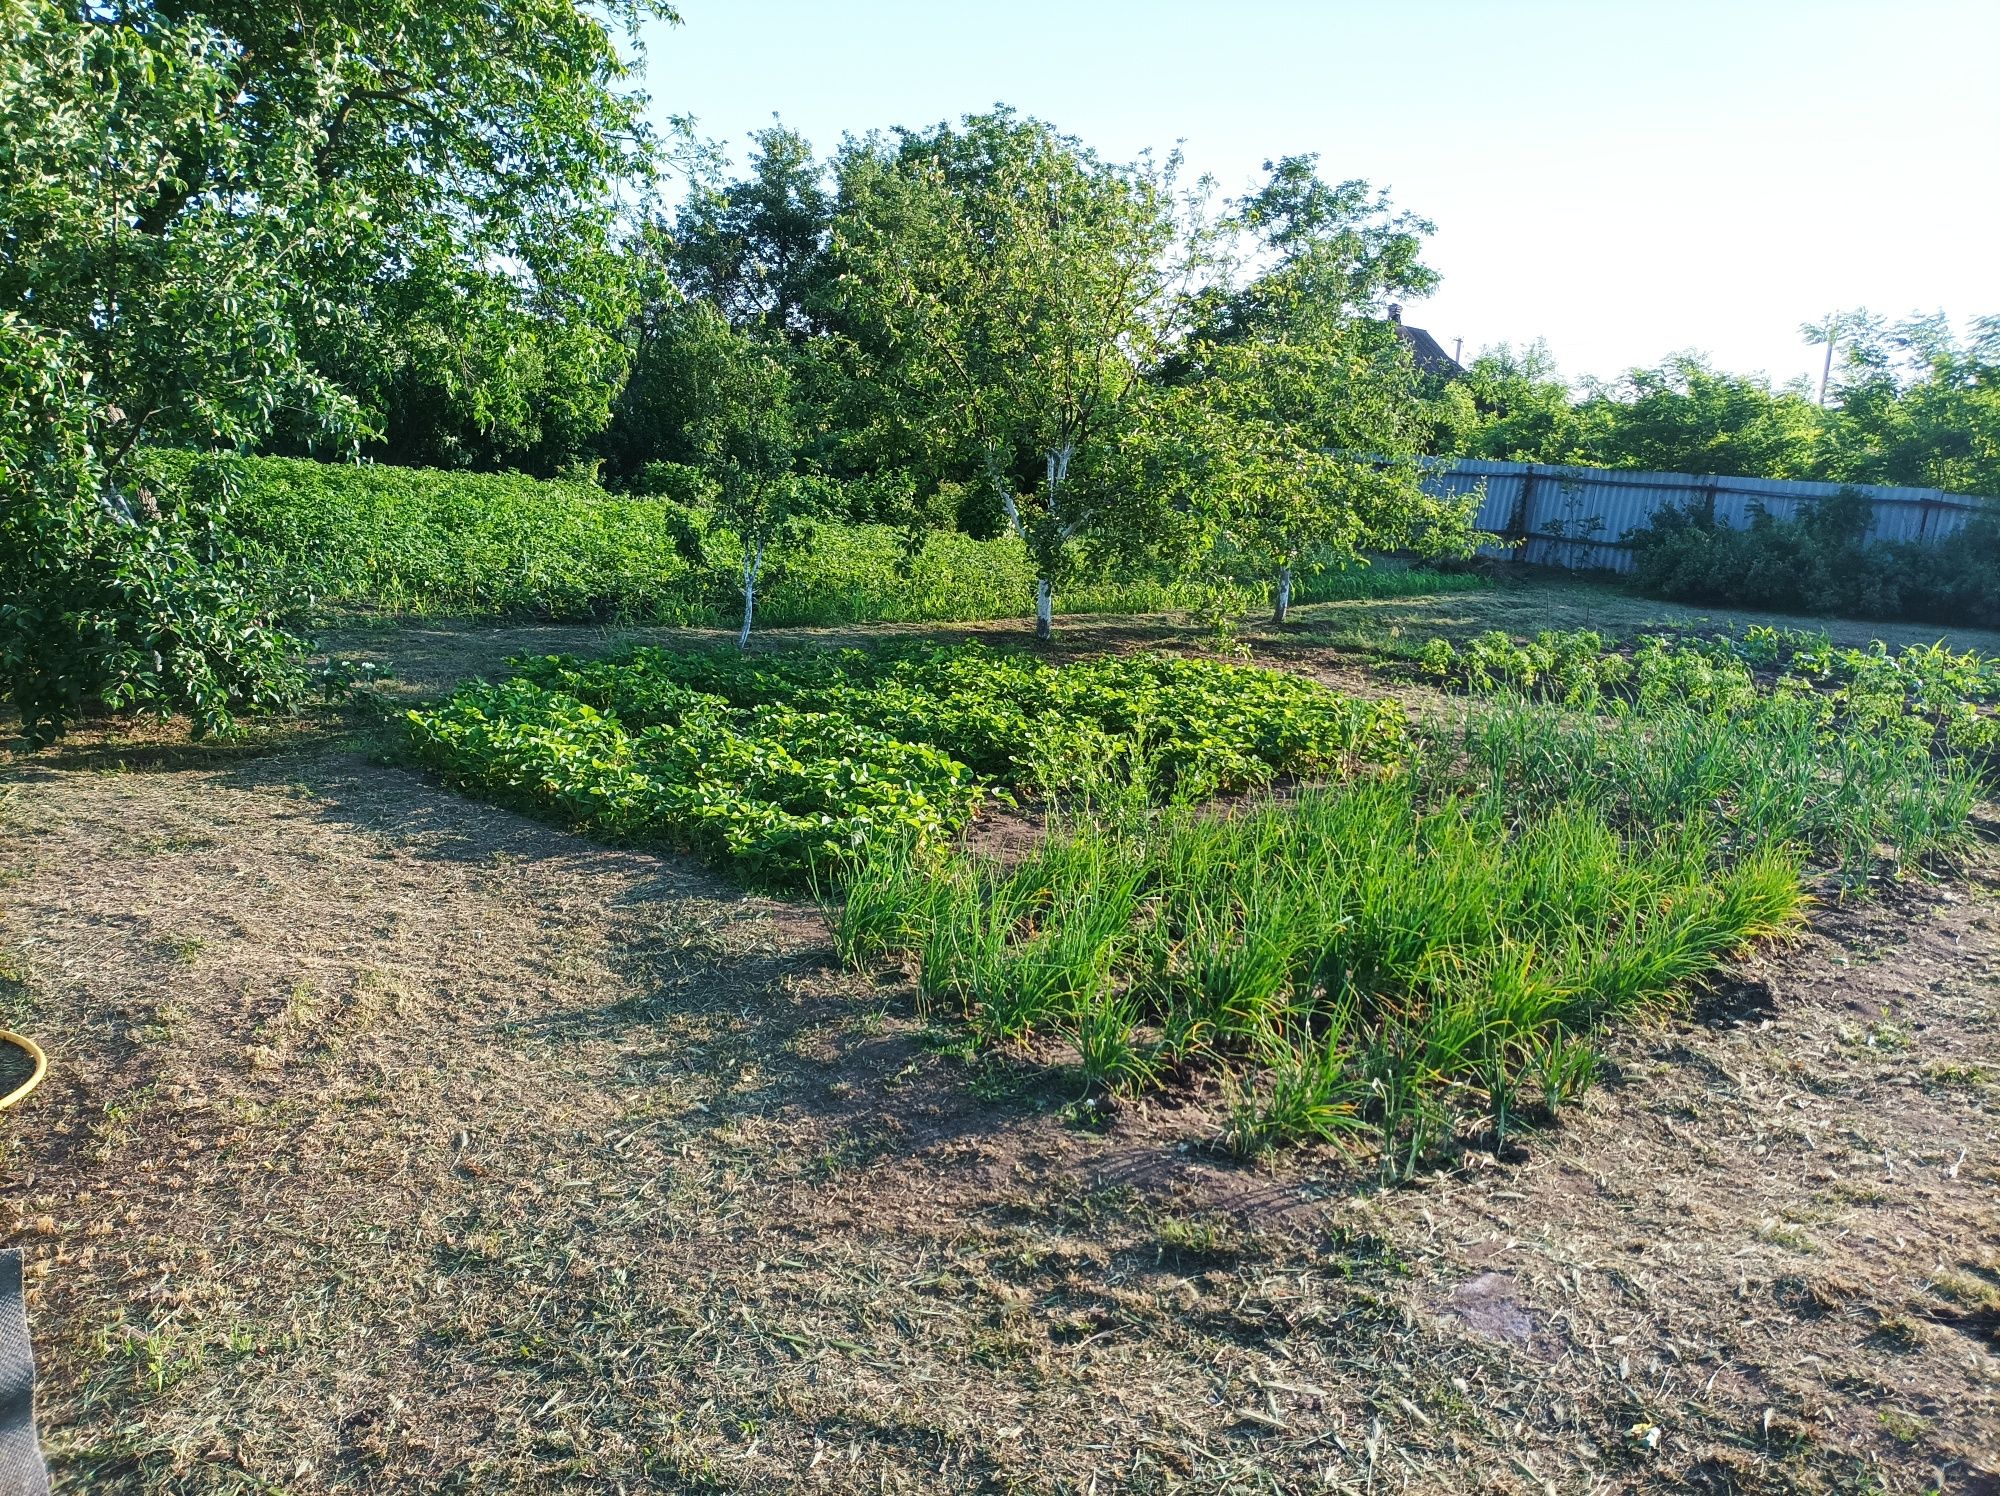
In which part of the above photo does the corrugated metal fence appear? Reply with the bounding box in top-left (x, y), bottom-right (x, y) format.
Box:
top-left (1415, 458), bottom-right (1993, 574)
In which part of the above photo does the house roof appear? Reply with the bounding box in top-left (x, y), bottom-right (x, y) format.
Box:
top-left (1387, 305), bottom-right (1464, 379)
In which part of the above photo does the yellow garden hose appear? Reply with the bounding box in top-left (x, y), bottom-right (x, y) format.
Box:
top-left (0, 1033), bottom-right (45, 1114)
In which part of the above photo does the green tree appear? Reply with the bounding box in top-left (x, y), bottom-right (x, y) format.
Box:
top-left (672, 123), bottom-right (833, 339)
top-left (1158, 161), bottom-right (1471, 623)
top-left (1800, 309), bottom-right (1871, 407)
top-left (186, 0), bottom-right (678, 473)
top-left (1195, 155), bottom-right (1437, 347)
top-left (0, 0), bottom-right (675, 742)
top-left (1163, 337), bottom-right (1479, 625)
top-left (827, 109), bottom-right (1213, 638)
top-left (1573, 356), bottom-right (1825, 477)
top-left (1824, 313), bottom-right (2000, 495)
top-left (676, 308), bottom-right (806, 646)
top-left (1453, 342), bottom-right (1588, 462)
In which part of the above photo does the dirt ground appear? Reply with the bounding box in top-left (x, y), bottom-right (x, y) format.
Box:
top-left (3, 588), bottom-right (1998, 1493)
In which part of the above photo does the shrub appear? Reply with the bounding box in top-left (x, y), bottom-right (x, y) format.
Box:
top-left (211, 453), bottom-right (1201, 626)
top-left (1, 448), bottom-right (309, 747)
top-left (1626, 489), bottom-right (2000, 628)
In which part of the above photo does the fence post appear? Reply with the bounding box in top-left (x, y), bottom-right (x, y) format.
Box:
top-left (1511, 466), bottom-right (1537, 564)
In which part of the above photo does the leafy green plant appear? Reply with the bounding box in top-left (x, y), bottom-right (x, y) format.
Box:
top-left (1627, 489), bottom-right (2000, 630)
top-left (1, 448), bottom-right (309, 747)
top-left (408, 641), bottom-right (1404, 883)
top-left (207, 453), bottom-right (1219, 626)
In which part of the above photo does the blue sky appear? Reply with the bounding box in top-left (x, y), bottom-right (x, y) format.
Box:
top-left (636, 1), bottom-right (1997, 388)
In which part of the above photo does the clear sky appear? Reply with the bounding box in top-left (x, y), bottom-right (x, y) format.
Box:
top-left (636, 1), bottom-right (1997, 389)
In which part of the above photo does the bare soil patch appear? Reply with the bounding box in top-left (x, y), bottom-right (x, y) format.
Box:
top-left (2, 611), bottom-right (1997, 1493)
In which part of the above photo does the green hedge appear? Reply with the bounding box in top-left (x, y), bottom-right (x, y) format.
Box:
top-left (199, 454), bottom-right (1187, 625)
top-left (1627, 488), bottom-right (2000, 629)
top-left (148, 453), bottom-right (1488, 629)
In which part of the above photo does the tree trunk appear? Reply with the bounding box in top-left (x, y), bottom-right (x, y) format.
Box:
top-left (738, 537), bottom-right (764, 649)
top-left (1032, 443), bottom-right (1074, 642)
top-left (1272, 565), bottom-right (1294, 625)
top-left (989, 448), bottom-right (1025, 540)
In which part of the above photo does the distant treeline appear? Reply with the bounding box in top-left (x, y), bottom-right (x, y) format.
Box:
top-left (1433, 325), bottom-right (1998, 499)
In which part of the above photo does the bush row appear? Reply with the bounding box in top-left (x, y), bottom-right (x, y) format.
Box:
top-left (192, 453), bottom-right (1482, 627)
top-left (1626, 489), bottom-right (2000, 630)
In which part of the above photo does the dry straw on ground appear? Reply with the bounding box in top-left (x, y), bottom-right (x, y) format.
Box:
top-left (1, 600), bottom-right (1996, 1492)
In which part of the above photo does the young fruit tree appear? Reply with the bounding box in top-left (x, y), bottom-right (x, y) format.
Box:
top-left (1159, 158), bottom-right (1479, 623)
top-left (1171, 335), bottom-right (1484, 625)
top-left (828, 108), bottom-right (1216, 638)
top-left (677, 306), bottom-right (807, 646)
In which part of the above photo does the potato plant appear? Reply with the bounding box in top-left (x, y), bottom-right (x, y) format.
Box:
top-left (406, 643), bottom-right (1406, 880)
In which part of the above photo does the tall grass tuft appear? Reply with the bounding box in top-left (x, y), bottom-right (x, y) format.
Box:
top-left (840, 761), bottom-right (1815, 1176)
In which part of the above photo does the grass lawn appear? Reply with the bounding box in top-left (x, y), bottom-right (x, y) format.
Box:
top-left (3, 575), bottom-right (1997, 1492)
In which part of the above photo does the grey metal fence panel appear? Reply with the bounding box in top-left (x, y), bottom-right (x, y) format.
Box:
top-left (1414, 459), bottom-right (1989, 574)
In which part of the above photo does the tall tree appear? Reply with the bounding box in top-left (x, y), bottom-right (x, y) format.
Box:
top-left (828, 108), bottom-right (1215, 638)
top-left (0, 0), bottom-right (676, 741)
top-left (193, 0), bottom-right (677, 472)
top-left (1574, 357), bottom-right (1826, 478)
top-left (1156, 158), bottom-right (1468, 623)
top-left (1800, 310), bottom-right (1871, 407)
top-left (672, 123), bottom-right (833, 339)
top-left (1195, 155), bottom-right (1437, 348)
top-left (1825, 313), bottom-right (2000, 495)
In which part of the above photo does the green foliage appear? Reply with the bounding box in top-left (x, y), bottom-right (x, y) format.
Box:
top-left (213, 453), bottom-right (1207, 625)
top-left (1575, 358), bottom-right (1827, 478)
top-left (0, 0), bottom-right (676, 741)
top-left (853, 773), bottom-right (1807, 1176)
top-left (668, 124), bottom-right (833, 339)
top-left (1289, 564), bottom-right (1489, 606)
top-left (836, 618), bottom-right (1990, 1166)
top-left (1817, 313), bottom-right (2000, 496)
top-left (1420, 624), bottom-right (1994, 874)
top-left (828, 107), bottom-right (1214, 634)
top-left (1196, 156), bottom-right (1437, 345)
top-left (1446, 316), bottom-right (1999, 500)
top-left (1125, 158), bottom-right (1470, 627)
top-left (1627, 490), bottom-right (2000, 628)
top-left (0, 445), bottom-right (308, 747)
top-left (405, 642), bottom-right (1406, 881)
top-left (407, 676), bottom-right (982, 882)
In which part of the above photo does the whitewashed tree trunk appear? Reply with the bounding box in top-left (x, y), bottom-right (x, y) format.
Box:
top-left (1272, 564), bottom-right (1294, 625)
top-left (1032, 443), bottom-right (1074, 642)
top-left (987, 447), bottom-right (1025, 539)
top-left (738, 536), bottom-right (765, 649)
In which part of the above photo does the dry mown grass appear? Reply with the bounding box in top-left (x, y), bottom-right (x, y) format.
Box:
top-left (2, 599), bottom-right (1998, 1492)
